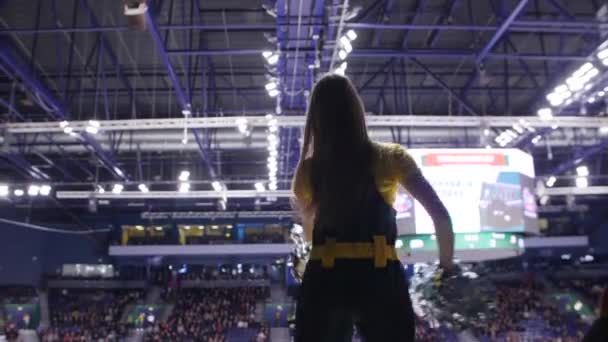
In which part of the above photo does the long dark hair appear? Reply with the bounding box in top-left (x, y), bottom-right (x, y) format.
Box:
top-left (293, 74), bottom-right (372, 229)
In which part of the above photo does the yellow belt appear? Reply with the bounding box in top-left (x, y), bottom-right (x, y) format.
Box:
top-left (309, 236), bottom-right (398, 269)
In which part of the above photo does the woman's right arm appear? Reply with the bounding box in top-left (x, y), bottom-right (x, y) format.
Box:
top-left (403, 172), bottom-right (454, 269)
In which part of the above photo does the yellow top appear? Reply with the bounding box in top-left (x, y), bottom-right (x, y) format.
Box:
top-left (293, 142), bottom-right (420, 207)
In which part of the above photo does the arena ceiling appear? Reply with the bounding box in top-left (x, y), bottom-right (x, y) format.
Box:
top-left (0, 0), bottom-right (607, 229)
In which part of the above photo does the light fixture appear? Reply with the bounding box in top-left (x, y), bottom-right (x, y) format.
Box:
top-left (339, 36), bottom-right (352, 53)
top-left (97, 185), bottom-right (105, 194)
top-left (135, 225), bottom-right (144, 231)
top-left (268, 181), bottom-right (278, 191)
top-left (345, 29), bottom-right (357, 41)
top-left (154, 226), bottom-right (163, 231)
top-left (267, 53), bottom-right (279, 65)
top-left (181, 107), bottom-right (192, 116)
top-left (59, 121), bottom-right (69, 128)
top-left (179, 182), bottom-right (190, 193)
top-left (268, 89), bottom-right (280, 97)
top-left (599, 126), bottom-right (608, 135)
top-left (254, 182), bottom-right (265, 192)
top-left (178, 170), bottom-right (190, 182)
top-left (211, 181), bottom-right (222, 192)
top-left (27, 185), bottom-right (40, 196)
top-left (265, 82), bottom-right (277, 91)
top-left (546, 176), bottom-right (557, 188)
top-left (0, 184), bottom-right (8, 197)
top-left (576, 165), bottom-right (589, 177)
top-left (85, 120), bottom-right (100, 134)
top-left (40, 185), bottom-right (51, 196)
top-left (14, 189), bottom-right (24, 197)
top-left (575, 176), bottom-right (588, 188)
top-left (537, 107), bottom-right (553, 121)
top-left (338, 49), bottom-right (347, 60)
top-left (531, 135), bottom-right (542, 145)
top-left (183, 225), bottom-right (191, 230)
top-left (262, 51), bottom-right (273, 58)
top-left (588, 97), bottom-right (596, 103)
top-left (63, 126), bottom-right (73, 134)
top-left (138, 184), bottom-right (149, 193)
top-left (112, 184), bottom-right (124, 194)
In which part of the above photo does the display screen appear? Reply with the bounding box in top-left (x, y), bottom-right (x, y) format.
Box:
top-left (395, 149), bottom-right (538, 234)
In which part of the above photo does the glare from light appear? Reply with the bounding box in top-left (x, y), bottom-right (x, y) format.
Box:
top-left (40, 185), bottom-right (51, 196)
top-left (0, 184), bottom-right (8, 197)
top-left (112, 184), bottom-right (124, 194)
top-left (14, 189), bottom-right (24, 197)
top-left (179, 182), bottom-right (191, 193)
top-left (262, 51), bottom-right (273, 58)
top-left (346, 29), bottom-right (357, 41)
top-left (138, 184), bottom-right (149, 193)
top-left (211, 181), bottom-right (222, 192)
top-left (338, 49), bottom-right (348, 60)
top-left (178, 170), bottom-right (190, 182)
top-left (546, 176), bottom-right (557, 188)
top-left (265, 82), bottom-right (277, 91)
top-left (254, 182), bottom-right (266, 192)
top-left (537, 107), bottom-right (553, 120)
top-left (267, 53), bottom-right (279, 65)
top-left (575, 177), bottom-right (588, 188)
top-left (268, 89), bottom-right (280, 97)
top-left (576, 165), bottom-right (589, 177)
top-left (27, 185), bottom-right (40, 196)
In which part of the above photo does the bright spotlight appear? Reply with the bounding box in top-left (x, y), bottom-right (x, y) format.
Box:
top-left (546, 176), bottom-right (557, 188)
top-left (40, 185), bottom-right (51, 196)
top-left (339, 36), bottom-right (352, 53)
top-left (63, 126), bottom-right (73, 134)
top-left (112, 184), bottom-right (124, 194)
top-left (0, 184), bottom-right (8, 197)
top-left (85, 120), bottom-right (100, 135)
top-left (338, 49), bottom-right (348, 60)
top-left (59, 121), bottom-right (69, 128)
top-left (268, 182), bottom-right (278, 191)
top-left (267, 53), bottom-right (279, 65)
top-left (537, 107), bottom-right (553, 121)
top-left (254, 182), bottom-right (266, 192)
top-left (265, 82), bottom-right (277, 91)
top-left (346, 29), bottom-right (357, 41)
top-left (138, 184), bottom-right (149, 193)
top-left (14, 189), bottom-right (24, 197)
top-left (27, 185), bottom-right (40, 196)
top-left (179, 182), bottom-right (191, 193)
top-left (576, 165), bottom-right (589, 177)
top-left (178, 170), bottom-right (190, 182)
top-left (211, 181), bottom-right (222, 192)
top-left (268, 89), bottom-right (280, 97)
top-left (97, 185), bottom-right (105, 194)
top-left (262, 51), bottom-right (273, 58)
top-left (575, 176), bottom-right (588, 188)
top-left (598, 48), bottom-right (608, 60)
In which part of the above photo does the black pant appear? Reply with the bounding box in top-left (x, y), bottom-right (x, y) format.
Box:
top-left (295, 259), bottom-right (415, 342)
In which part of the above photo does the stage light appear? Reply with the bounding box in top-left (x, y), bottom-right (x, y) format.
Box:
top-left (262, 51), bottom-right (273, 58)
top-left (565, 77), bottom-right (584, 91)
top-left (86, 120), bottom-right (100, 134)
top-left (599, 48), bottom-right (608, 60)
top-left (268, 89), bottom-right (280, 97)
top-left (483, 129), bottom-right (490, 136)
top-left (267, 53), bottom-right (279, 65)
top-left (59, 121), bottom-right (69, 128)
top-left (338, 49), bottom-right (347, 60)
top-left (575, 176), bottom-right (588, 188)
top-left (599, 126), bottom-right (608, 135)
top-left (14, 189), bottom-right (24, 197)
top-left (339, 36), bottom-right (352, 53)
top-left (537, 108), bottom-right (553, 121)
top-left (265, 114), bottom-right (274, 120)
top-left (135, 225), bottom-right (144, 231)
top-left (346, 29), bottom-right (357, 41)
top-left (333, 68), bottom-right (345, 76)
top-left (27, 185), bottom-right (40, 196)
top-left (0, 184), bottom-right (8, 197)
top-left (154, 226), bottom-right (163, 231)
top-left (267, 134), bottom-right (277, 143)
top-left (184, 226), bottom-right (191, 230)
top-left (576, 165), bottom-right (589, 177)
top-left (268, 182), bottom-right (278, 191)
top-left (179, 182), bottom-right (190, 193)
top-left (531, 135), bottom-right (542, 145)
top-left (178, 170), bottom-right (190, 182)
top-left (600, 91), bottom-right (607, 97)
top-left (112, 184), bottom-right (124, 194)
top-left (97, 185), bottom-right (105, 194)
top-left (254, 182), bottom-right (265, 192)
top-left (181, 107), bottom-right (192, 116)
top-left (269, 149), bottom-right (278, 158)
top-left (63, 126), bottom-right (73, 134)
top-left (265, 82), bottom-right (277, 91)
top-left (546, 176), bottom-right (557, 187)
top-left (211, 181), bottom-right (222, 192)
top-left (40, 185), bottom-right (51, 196)
top-left (138, 184), bottom-right (149, 193)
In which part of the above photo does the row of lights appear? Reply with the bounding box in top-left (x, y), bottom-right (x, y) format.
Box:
top-left (493, 119), bottom-right (539, 147)
top-left (333, 29), bottom-right (357, 76)
top-left (266, 114), bottom-right (279, 191)
top-left (262, 51), bottom-right (280, 98)
top-left (0, 184), bottom-right (52, 198)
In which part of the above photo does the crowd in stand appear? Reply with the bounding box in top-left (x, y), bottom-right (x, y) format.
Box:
top-left (178, 265), bottom-right (270, 282)
top-left (40, 289), bottom-right (142, 341)
top-left (144, 287), bottom-right (269, 342)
